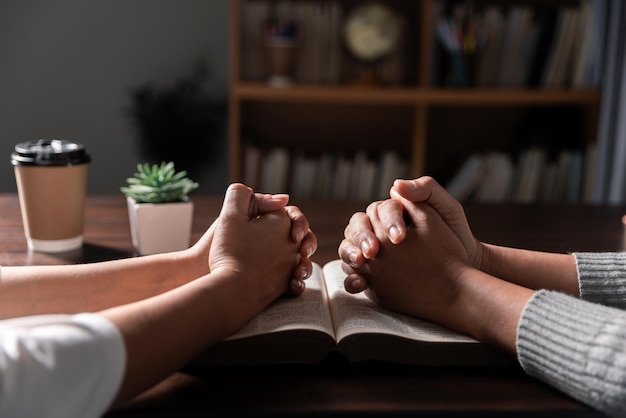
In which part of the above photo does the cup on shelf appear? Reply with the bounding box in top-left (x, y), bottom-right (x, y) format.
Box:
top-left (11, 139), bottom-right (91, 253)
top-left (265, 36), bottom-right (297, 87)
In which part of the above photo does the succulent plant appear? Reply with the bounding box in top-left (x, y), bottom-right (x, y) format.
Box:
top-left (121, 161), bottom-right (199, 204)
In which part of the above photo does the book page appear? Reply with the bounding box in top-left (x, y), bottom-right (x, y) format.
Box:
top-left (223, 263), bottom-right (335, 341)
top-left (322, 260), bottom-right (477, 344)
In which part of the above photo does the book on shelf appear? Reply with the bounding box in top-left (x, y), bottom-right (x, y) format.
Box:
top-left (475, 6), bottom-right (505, 87)
top-left (239, 0), bottom-right (408, 86)
top-left (243, 145), bottom-right (408, 200)
top-left (571, 0), bottom-right (592, 88)
top-left (474, 152), bottom-right (514, 203)
top-left (496, 6), bottom-right (536, 88)
top-left (241, 0), bottom-right (271, 81)
top-left (445, 146), bottom-right (592, 204)
top-left (542, 7), bottom-right (580, 88)
top-left (434, 0), bottom-right (602, 88)
top-left (259, 148), bottom-right (290, 194)
top-left (511, 147), bottom-right (546, 203)
top-left (193, 260), bottom-right (508, 366)
top-left (526, 7), bottom-right (559, 87)
top-left (445, 153), bottom-right (486, 201)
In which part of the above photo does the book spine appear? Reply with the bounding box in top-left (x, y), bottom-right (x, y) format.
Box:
top-left (434, 0), bottom-right (599, 88)
top-left (243, 145), bottom-right (409, 200)
top-left (446, 146), bottom-right (592, 204)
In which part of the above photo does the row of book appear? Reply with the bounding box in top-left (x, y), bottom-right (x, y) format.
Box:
top-left (240, 0), bottom-right (409, 86)
top-left (243, 146), bottom-right (409, 200)
top-left (446, 145), bottom-right (596, 204)
top-left (242, 0), bottom-right (605, 89)
top-left (434, 0), bottom-right (606, 88)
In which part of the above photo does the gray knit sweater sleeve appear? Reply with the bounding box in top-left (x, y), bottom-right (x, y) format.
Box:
top-left (516, 252), bottom-right (626, 417)
top-left (575, 252), bottom-right (626, 309)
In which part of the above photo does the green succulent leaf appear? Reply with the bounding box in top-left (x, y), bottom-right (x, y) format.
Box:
top-left (120, 161), bottom-right (199, 203)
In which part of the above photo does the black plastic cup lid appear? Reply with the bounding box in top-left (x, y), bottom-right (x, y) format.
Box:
top-left (11, 139), bottom-right (91, 166)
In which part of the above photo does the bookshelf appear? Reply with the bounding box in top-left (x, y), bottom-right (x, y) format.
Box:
top-left (228, 0), bottom-right (604, 201)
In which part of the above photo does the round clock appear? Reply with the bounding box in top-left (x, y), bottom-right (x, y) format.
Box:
top-left (343, 2), bottom-right (401, 63)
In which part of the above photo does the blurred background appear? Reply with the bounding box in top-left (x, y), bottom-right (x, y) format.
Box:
top-left (1, 0), bottom-right (624, 204)
top-left (0, 0), bottom-right (230, 195)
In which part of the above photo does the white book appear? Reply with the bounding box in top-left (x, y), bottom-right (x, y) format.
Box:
top-left (445, 154), bottom-right (486, 201)
top-left (349, 150), bottom-right (369, 199)
top-left (260, 148), bottom-right (290, 194)
top-left (359, 160), bottom-right (378, 200)
top-left (376, 151), bottom-right (399, 200)
top-left (243, 145), bottom-right (262, 191)
top-left (290, 152), bottom-right (314, 199)
top-left (195, 260), bottom-right (507, 366)
top-left (515, 148), bottom-right (546, 203)
top-left (475, 152), bottom-right (514, 202)
top-left (332, 156), bottom-right (353, 200)
top-left (314, 152), bottom-right (335, 198)
top-left (273, 148), bottom-right (290, 194)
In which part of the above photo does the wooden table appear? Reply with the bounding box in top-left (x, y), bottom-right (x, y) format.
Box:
top-left (2, 193), bottom-right (623, 417)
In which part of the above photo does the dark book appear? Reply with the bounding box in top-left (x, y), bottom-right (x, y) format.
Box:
top-left (526, 8), bottom-right (559, 87)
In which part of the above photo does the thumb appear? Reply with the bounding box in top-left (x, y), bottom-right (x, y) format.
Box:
top-left (390, 177), bottom-right (438, 202)
top-left (221, 183), bottom-right (254, 218)
top-left (391, 176), bottom-right (462, 223)
top-left (254, 193), bottom-right (289, 216)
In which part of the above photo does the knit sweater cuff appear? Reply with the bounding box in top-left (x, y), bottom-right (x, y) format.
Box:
top-left (574, 252), bottom-right (626, 309)
top-left (517, 290), bottom-right (626, 416)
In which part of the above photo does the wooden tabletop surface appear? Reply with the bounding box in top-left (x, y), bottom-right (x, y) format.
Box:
top-left (2, 193), bottom-right (623, 416)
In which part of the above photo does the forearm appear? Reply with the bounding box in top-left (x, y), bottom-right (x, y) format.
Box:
top-left (479, 243), bottom-right (579, 296)
top-left (446, 267), bottom-right (535, 356)
top-left (102, 269), bottom-right (256, 407)
top-left (0, 250), bottom-right (207, 319)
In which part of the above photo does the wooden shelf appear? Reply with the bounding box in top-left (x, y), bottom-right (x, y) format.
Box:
top-left (234, 82), bottom-right (601, 106)
top-left (228, 0), bottom-right (604, 202)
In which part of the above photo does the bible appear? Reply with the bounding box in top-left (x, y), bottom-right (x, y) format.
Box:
top-left (193, 260), bottom-right (508, 366)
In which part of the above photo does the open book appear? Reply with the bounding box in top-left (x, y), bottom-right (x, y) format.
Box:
top-left (194, 260), bottom-right (508, 366)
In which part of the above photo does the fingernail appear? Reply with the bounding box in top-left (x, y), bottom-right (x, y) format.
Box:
top-left (293, 278), bottom-right (305, 290)
top-left (389, 225), bottom-right (400, 242)
top-left (349, 250), bottom-right (359, 266)
top-left (295, 229), bottom-right (305, 242)
top-left (300, 268), bottom-right (310, 279)
top-left (360, 240), bottom-right (370, 255)
top-left (302, 246), bottom-right (315, 258)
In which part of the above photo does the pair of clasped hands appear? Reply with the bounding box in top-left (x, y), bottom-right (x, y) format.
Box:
top-left (223, 175), bottom-right (480, 342)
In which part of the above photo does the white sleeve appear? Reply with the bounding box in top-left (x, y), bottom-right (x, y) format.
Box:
top-left (0, 313), bottom-right (126, 418)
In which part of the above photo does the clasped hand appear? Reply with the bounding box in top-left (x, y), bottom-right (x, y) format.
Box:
top-left (199, 184), bottom-right (317, 306)
top-left (338, 176), bottom-right (484, 324)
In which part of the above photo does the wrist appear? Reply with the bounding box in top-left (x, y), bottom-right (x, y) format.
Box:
top-left (193, 269), bottom-right (259, 339)
top-left (475, 241), bottom-right (495, 274)
top-left (175, 246), bottom-right (211, 283)
top-left (451, 267), bottom-right (534, 355)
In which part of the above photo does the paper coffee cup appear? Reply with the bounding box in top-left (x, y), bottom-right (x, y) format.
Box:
top-left (11, 139), bottom-right (91, 252)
